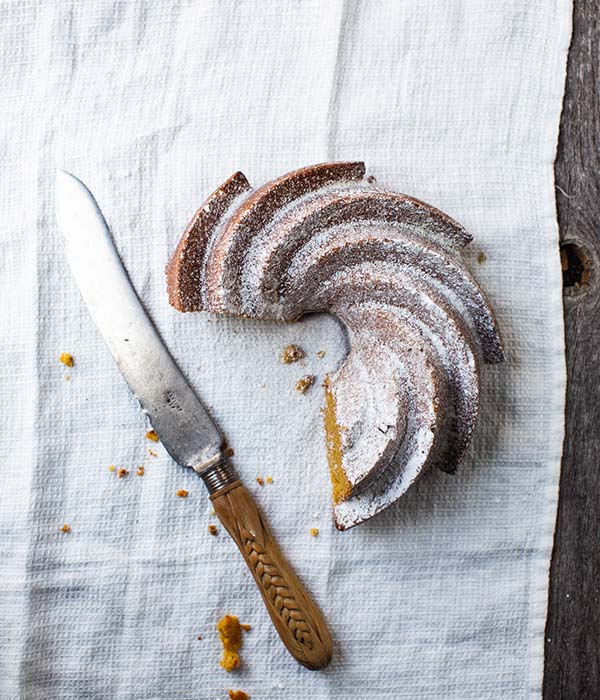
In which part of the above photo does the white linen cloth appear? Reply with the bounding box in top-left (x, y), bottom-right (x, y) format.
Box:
top-left (0, 1), bottom-right (570, 698)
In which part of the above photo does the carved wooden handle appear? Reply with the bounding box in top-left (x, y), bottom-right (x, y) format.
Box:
top-left (210, 481), bottom-right (333, 670)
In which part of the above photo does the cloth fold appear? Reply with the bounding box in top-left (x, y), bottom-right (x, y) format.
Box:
top-left (0, 1), bottom-right (570, 698)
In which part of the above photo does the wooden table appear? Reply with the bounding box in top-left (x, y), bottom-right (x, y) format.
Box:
top-left (543, 1), bottom-right (600, 697)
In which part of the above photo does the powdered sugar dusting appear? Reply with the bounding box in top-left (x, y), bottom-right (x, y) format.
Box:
top-left (166, 162), bottom-right (504, 529)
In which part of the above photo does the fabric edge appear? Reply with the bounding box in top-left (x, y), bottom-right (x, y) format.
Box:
top-left (527, 1), bottom-right (572, 696)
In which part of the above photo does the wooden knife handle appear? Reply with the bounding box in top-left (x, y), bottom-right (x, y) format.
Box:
top-left (209, 480), bottom-right (333, 670)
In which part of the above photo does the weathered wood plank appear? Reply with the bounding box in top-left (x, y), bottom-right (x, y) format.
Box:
top-left (544, 1), bottom-right (600, 697)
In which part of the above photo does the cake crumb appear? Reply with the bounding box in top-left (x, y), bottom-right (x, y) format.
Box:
top-left (176, 489), bottom-right (189, 498)
top-left (225, 447), bottom-right (235, 457)
top-left (136, 466), bottom-right (145, 477)
top-left (60, 523), bottom-right (71, 533)
top-left (217, 615), bottom-right (242, 672)
top-left (208, 524), bottom-right (218, 536)
top-left (146, 430), bottom-right (159, 442)
top-left (477, 251), bottom-right (487, 264)
top-left (108, 465), bottom-right (116, 473)
top-left (197, 634), bottom-right (203, 640)
top-left (281, 344), bottom-right (304, 364)
top-left (65, 373), bottom-right (70, 381)
top-left (117, 468), bottom-right (129, 479)
top-left (256, 477), bottom-right (264, 487)
top-left (316, 350), bottom-right (326, 359)
top-left (147, 449), bottom-right (158, 457)
top-left (59, 352), bottom-right (74, 367)
top-left (295, 375), bottom-right (315, 394)
top-left (266, 476), bottom-right (273, 484)
top-left (240, 623), bottom-right (252, 632)
top-left (228, 690), bottom-right (250, 700)
top-left (210, 508), bottom-right (216, 516)
top-left (310, 528), bottom-right (319, 537)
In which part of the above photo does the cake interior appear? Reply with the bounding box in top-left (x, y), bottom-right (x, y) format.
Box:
top-left (323, 377), bottom-right (352, 505)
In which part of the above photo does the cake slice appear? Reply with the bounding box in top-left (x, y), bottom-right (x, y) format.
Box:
top-left (167, 162), bottom-right (504, 529)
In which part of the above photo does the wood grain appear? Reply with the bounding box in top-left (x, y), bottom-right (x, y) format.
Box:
top-left (544, 1), bottom-right (600, 697)
top-left (211, 482), bottom-right (333, 670)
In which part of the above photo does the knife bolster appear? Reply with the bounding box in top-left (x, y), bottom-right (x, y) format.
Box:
top-left (198, 459), bottom-right (238, 494)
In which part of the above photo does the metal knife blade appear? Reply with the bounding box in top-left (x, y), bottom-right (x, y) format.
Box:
top-left (55, 171), bottom-right (223, 471)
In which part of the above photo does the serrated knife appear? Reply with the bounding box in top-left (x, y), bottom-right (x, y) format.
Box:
top-left (55, 171), bottom-right (332, 671)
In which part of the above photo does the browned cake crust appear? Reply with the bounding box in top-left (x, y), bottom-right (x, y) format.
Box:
top-left (166, 171), bottom-right (251, 312)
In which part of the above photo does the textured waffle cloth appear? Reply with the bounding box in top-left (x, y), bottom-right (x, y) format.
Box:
top-left (0, 2), bottom-right (570, 699)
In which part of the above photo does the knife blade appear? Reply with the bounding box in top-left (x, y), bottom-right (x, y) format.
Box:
top-left (55, 171), bottom-right (223, 473)
top-left (54, 171), bottom-right (333, 670)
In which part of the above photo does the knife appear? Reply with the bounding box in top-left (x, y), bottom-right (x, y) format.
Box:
top-left (55, 171), bottom-right (333, 671)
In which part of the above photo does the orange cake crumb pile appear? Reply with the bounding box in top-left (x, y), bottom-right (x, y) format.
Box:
top-left (295, 375), bottom-right (315, 394)
top-left (217, 615), bottom-right (243, 672)
top-left (145, 430), bottom-right (159, 442)
top-left (228, 690), bottom-right (250, 700)
top-left (281, 344), bottom-right (304, 364)
top-left (59, 352), bottom-right (74, 367)
top-left (176, 489), bottom-right (189, 498)
top-left (323, 378), bottom-right (352, 504)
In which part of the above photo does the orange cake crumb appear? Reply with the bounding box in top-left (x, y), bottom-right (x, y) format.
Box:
top-left (316, 350), bottom-right (326, 359)
top-left (208, 524), bottom-right (218, 536)
top-left (310, 527), bottom-right (319, 537)
top-left (117, 468), bottom-right (129, 479)
top-left (255, 477), bottom-right (264, 487)
top-left (147, 449), bottom-right (158, 457)
top-left (281, 344), bottom-right (304, 364)
top-left (228, 690), bottom-right (250, 700)
top-left (266, 476), bottom-right (273, 484)
top-left (145, 430), bottom-right (159, 442)
top-left (59, 352), bottom-right (74, 367)
top-left (108, 465), bottom-right (116, 473)
top-left (295, 375), bottom-right (315, 394)
top-left (323, 377), bottom-right (352, 504)
top-left (240, 623), bottom-right (252, 632)
top-left (176, 489), bottom-right (189, 498)
top-left (228, 690), bottom-right (249, 700)
top-left (136, 466), bottom-right (145, 477)
top-left (477, 251), bottom-right (487, 264)
top-left (217, 615), bottom-right (242, 672)
top-left (225, 447), bottom-right (235, 457)
top-left (197, 634), bottom-right (203, 640)
top-left (60, 523), bottom-right (71, 533)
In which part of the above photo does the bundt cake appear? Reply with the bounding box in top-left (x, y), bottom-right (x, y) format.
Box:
top-left (166, 162), bottom-right (504, 530)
